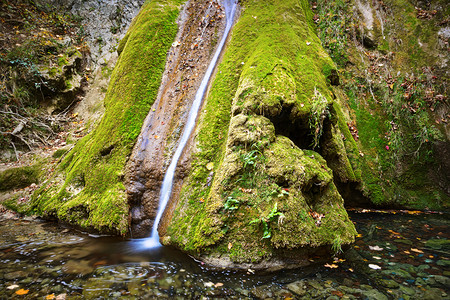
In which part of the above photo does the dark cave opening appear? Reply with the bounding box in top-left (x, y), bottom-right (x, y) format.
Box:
top-left (267, 104), bottom-right (373, 208)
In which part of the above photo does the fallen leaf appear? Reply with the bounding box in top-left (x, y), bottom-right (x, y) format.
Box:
top-left (228, 242), bottom-right (232, 250)
top-left (203, 282), bottom-right (214, 288)
top-left (46, 294), bottom-right (56, 300)
top-left (331, 290), bottom-right (344, 297)
top-left (369, 245), bottom-right (384, 251)
top-left (404, 250), bottom-right (411, 254)
top-left (16, 289), bottom-right (29, 295)
top-left (7, 285), bottom-right (19, 290)
top-left (368, 264), bottom-right (381, 270)
top-left (373, 256), bottom-right (382, 260)
top-left (348, 268), bottom-right (354, 272)
top-left (388, 230), bottom-right (401, 235)
top-left (411, 248), bottom-right (424, 254)
top-left (324, 263), bottom-right (338, 268)
top-left (215, 282), bottom-right (223, 287)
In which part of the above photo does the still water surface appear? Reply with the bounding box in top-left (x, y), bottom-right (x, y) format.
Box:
top-left (0, 210), bottom-right (448, 299)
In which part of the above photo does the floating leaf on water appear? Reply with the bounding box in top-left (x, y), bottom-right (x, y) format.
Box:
top-left (369, 245), bottom-right (384, 251)
top-left (15, 289), bottom-right (29, 295)
top-left (368, 264), bottom-right (381, 270)
top-left (7, 285), bottom-right (19, 290)
top-left (411, 248), bottom-right (424, 253)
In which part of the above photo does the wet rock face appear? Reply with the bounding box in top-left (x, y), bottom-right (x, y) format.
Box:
top-left (164, 0), bottom-right (358, 268)
top-left (34, 0), bottom-right (145, 67)
top-left (126, 0), bottom-right (230, 237)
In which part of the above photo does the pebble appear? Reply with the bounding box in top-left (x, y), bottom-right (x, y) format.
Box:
top-left (286, 281), bottom-right (306, 296)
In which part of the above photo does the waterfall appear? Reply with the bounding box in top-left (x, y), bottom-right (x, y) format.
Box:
top-left (144, 0), bottom-right (237, 249)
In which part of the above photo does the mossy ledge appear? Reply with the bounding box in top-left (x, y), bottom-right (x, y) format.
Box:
top-left (28, 0), bottom-right (183, 235)
top-left (164, 0), bottom-right (358, 268)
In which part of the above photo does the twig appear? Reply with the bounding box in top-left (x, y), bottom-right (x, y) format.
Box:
top-left (10, 141), bottom-right (19, 161)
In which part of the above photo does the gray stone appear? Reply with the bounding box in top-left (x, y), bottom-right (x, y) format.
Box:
top-left (425, 239), bottom-right (450, 251)
top-left (361, 289), bottom-right (388, 300)
top-left (308, 279), bottom-right (323, 290)
top-left (422, 287), bottom-right (444, 300)
top-left (379, 279), bottom-right (399, 288)
top-left (399, 284), bottom-right (416, 296)
top-left (4, 270), bottom-right (27, 280)
top-left (418, 264), bottom-right (431, 271)
top-left (250, 285), bottom-right (273, 299)
top-left (431, 275), bottom-right (450, 287)
top-left (62, 260), bottom-right (93, 275)
top-left (286, 281), bottom-right (306, 296)
top-left (436, 260), bottom-right (450, 267)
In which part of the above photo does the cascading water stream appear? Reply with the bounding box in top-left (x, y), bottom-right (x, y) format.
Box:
top-left (143, 0), bottom-right (237, 248)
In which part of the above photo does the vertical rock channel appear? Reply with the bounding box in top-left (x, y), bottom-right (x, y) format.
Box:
top-left (125, 0), bottom-right (238, 239)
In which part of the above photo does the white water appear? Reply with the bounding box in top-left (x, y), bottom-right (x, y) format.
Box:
top-left (144, 0), bottom-right (238, 249)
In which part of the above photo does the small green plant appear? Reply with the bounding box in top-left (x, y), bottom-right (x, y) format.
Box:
top-left (241, 149), bottom-right (258, 169)
top-left (223, 196), bottom-right (240, 212)
top-left (331, 235), bottom-right (343, 255)
top-left (309, 87), bottom-right (330, 149)
top-left (250, 202), bottom-right (284, 239)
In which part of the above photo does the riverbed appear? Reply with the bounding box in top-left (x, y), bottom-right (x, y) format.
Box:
top-left (0, 210), bottom-right (448, 299)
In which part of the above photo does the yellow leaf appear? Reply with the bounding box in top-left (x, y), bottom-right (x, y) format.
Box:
top-left (46, 294), bottom-right (55, 300)
top-left (16, 289), bottom-right (29, 295)
top-left (411, 248), bottom-right (424, 253)
top-left (228, 242), bottom-right (232, 250)
top-left (324, 263), bottom-right (338, 268)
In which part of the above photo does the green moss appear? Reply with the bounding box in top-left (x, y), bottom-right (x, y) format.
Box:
top-left (30, 0), bottom-right (183, 235)
top-left (0, 163), bottom-right (42, 191)
top-left (166, 0), bottom-right (357, 264)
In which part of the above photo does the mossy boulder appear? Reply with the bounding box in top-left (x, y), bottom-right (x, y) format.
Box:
top-left (164, 0), bottom-right (358, 268)
top-left (29, 0), bottom-right (183, 234)
top-left (0, 164), bottom-right (41, 191)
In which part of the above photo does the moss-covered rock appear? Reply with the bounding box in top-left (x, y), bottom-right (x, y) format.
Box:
top-left (0, 164), bottom-right (42, 191)
top-left (29, 0), bottom-right (183, 234)
top-left (165, 0), bottom-right (357, 268)
top-left (312, 0), bottom-right (449, 209)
